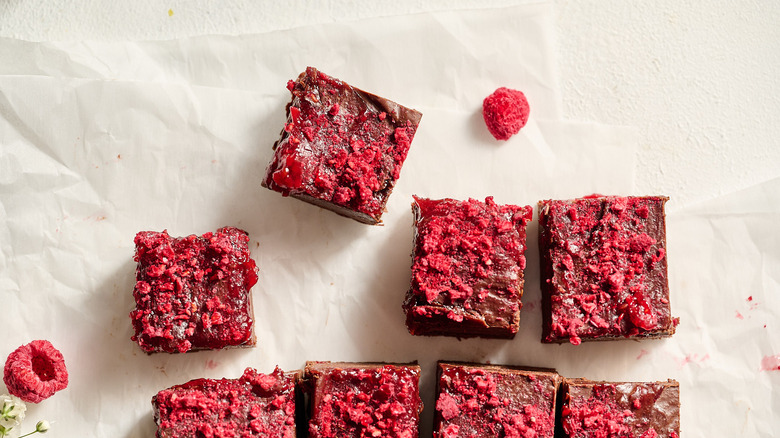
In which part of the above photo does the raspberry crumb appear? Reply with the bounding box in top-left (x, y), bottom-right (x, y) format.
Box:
top-left (3, 340), bottom-right (68, 403)
top-left (482, 87), bottom-right (530, 140)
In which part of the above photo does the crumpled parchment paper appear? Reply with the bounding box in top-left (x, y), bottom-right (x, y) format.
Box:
top-left (0, 2), bottom-right (777, 437)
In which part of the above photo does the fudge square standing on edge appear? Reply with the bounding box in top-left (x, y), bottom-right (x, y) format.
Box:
top-left (303, 361), bottom-right (422, 438)
top-left (152, 367), bottom-right (299, 438)
top-left (403, 196), bottom-right (533, 338)
top-left (434, 362), bottom-right (560, 438)
top-left (538, 196), bottom-right (677, 345)
top-left (130, 226), bottom-right (259, 353)
top-left (560, 378), bottom-right (680, 438)
top-left (262, 67), bottom-right (423, 225)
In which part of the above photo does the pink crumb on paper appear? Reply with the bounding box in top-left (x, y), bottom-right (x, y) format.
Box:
top-left (676, 353), bottom-right (710, 368)
top-left (760, 355), bottom-right (780, 371)
top-left (735, 311), bottom-right (744, 320)
top-left (636, 349), bottom-right (650, 360)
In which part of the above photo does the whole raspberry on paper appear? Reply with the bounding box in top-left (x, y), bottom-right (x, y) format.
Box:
top-left (482, 87), bottom-right (530, 140)
top-left (3, 340), bottom-right (68, 403)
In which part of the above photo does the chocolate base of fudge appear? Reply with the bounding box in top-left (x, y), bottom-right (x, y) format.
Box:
top-left (403, 196), bottom-right (533, 339)
top-left (434, 362), bottom-right (560, 438)
top-left (303, 361), bottom-right (422, 438)
top-left (538, 196), bottom-right (676, 345)
top-left (560, 378), bottom-right (680, 438)
top-left (130, 226), bottom-right (259, 354)
top-left (152, 367), bottom-right (299, 438)
top-left (262, 67), bottom-right (422, 225)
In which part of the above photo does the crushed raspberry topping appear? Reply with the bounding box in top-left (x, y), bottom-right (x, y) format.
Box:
top-left (562, 381), bottom-right (679, 438)
top-left (153, 367), bottom-right (297, 438)
top-left (263, 67), bottom-right (422, 223)
top-left (482, 87), bottom-right (530, 141)
top-left (308, 364), bottom-right (421, 438)
top-left (434, 364), bottom-right (556, 438)
top-left (3, 340), bottom-right (68, 404)
top-left (540, 196), bottom-right (673, 343)
top-left (412, 196), bottom-right (532, 304)
top-left (130, 226), bottom-right (259, 353)
top-left (405, 196), bottom-right (532, 336)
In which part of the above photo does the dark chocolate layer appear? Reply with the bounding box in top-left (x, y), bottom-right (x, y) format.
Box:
top-left (130, 227), bottom-right (258, 353)
top-left (262, 67), bottom-right (422, 225)
top-left (538, 196), bottom-right (675, 344)
top-left (303, 361), bottom-right (422, 438)
top-left (434, 362), bottom-right (560, 438)
top-left (404, 196), bottom-right (533, 338)
top-left (152, 367), bottom-right (299, 438)
top-left (561, 378), bottom-right (680, 438)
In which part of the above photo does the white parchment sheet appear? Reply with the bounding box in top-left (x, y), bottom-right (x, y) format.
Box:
top-left (0, 2), bottom-right (778, 437)
top-left (0, 73), bottom-right (638, 436)
top-left (0, 3), bottom-right (561, 119)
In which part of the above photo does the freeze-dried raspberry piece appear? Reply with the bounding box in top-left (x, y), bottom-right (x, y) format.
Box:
top-left (482, 87), bottom-right (530, 140)
top-left (3, 340), bottom-right (68, 403)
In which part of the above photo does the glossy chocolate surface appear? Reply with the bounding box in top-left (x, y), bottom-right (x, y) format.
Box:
top-left (538, 196), bottom-right (675, 344)
top-left (561, 378), bottom-right (680, 438)
top-left (130, 226), bottom-right (258, 353)
top-left (304, 361), bottom-right (422, 438)
top-left (152, 367), bottom-right (298, 438)
top-left (404, 196), bottom-right (533, 338)
top-left (434, 362), bottom-right (560, 438)
top-left (262, 67), bottom-right (422, 224)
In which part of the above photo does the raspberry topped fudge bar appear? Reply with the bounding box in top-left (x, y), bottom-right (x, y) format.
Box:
top-left (434, 362), bottom-right (560, 438)
top-left (130, 227), bottom-right (259, 353)
top-left (538, 196), bottom-right (676, 344)
top-left (403, 196), bottom-right (533, 338)
top-left (303, 361), bottom-right (422, 438)
top-left (560, 378), bottom-right (680, 438)
top-left (262, 67), bottom-right (423, 225)
top-left (152, 367), bottom-right (299, 438)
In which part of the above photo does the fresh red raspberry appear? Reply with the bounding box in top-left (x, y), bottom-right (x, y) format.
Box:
top-left (482, 87), bottom-right (530, 140)
top-left (3, 340), bottom-right (68, 403)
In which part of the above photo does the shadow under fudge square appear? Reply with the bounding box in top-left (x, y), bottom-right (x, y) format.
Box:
top-left (434, 362), bottom-right (560, 438)
top-left (538, 196), bottom-right (677, 345)
top-left (303, 361), bottom-right (422, 438)
top-left (262, 66), bottom-right (423, 225)
top-left (152, 367), bottom-right (299, 438)
top-left (403, 196), bottom-right (533, 339)
top-left (130, 226), bottom-right (258, 354)
top-left (560, 378), bottom-right (680, 438)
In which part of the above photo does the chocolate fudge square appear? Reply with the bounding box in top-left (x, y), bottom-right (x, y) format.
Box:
top-left (434, 362), bottom-right (560, 438)
top-left (262, 67), bottom-right (423, 225)
top-left (561, 378), bottom-right (680, 438)
top-left (130, 226), bottom-right (258, 353)
top-left (403, 196), bottom-right (533, 338)
top-left (152, 367), bottom-right (299, 438)
top-left (303, 361), bottom-right (422, 438)
top-left (538, 196), bottom-right (676, 344)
